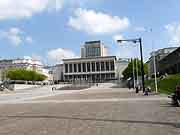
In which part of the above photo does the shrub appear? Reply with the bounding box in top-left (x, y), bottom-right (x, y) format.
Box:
top-left (6, 69), bottom-right (47, 81)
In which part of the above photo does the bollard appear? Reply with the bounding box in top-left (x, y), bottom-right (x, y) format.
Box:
top-left (136, 87), bottom-right (139, 93)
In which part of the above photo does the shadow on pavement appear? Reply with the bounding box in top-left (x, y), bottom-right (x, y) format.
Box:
top-left (0, 115), bottom-right (179, 128)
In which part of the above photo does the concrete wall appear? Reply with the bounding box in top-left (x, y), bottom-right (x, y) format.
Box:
top-left (11, 84), bottom-right (41, 91)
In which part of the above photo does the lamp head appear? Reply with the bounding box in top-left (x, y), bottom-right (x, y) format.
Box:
top-left (117, 40), bottom-right (123, 43)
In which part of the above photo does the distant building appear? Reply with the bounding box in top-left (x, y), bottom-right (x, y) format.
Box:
top-left (0, 58), bottom-right (51, 81)
top-left (63, 56), bottom-right (116, 82)
top-left (81, 41), bottom-right (108, 58)
top-left (62, 41), bottom-right (115, 82)
top-left (115, 58), bottom-right (130, 79)
top-left (159, 47), bottom-right (180, 74)
top-left (51, 64), bottom-right (64, 83)
top-left (146, 47), bottom-right (178, 77)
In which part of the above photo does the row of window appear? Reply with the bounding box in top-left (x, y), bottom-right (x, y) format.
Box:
top-left (65, 61), bottom-right (114, 73)
top-left (65, 73), bottom-right (115, 80)
top-left (86, 47), bottom-right (101, 57)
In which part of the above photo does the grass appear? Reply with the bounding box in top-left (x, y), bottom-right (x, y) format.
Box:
top-left (145, 73), bottom-right (180, 94)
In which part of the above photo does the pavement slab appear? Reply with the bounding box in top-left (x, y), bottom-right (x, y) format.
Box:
top-left (0, 84), bottom-right (180, 135)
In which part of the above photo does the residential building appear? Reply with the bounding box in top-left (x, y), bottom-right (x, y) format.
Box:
top-left (146, 47), bottom-right (178, 77)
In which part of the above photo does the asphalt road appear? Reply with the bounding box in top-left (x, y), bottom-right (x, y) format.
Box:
top-left (0, 83), bottom-right (180, 135)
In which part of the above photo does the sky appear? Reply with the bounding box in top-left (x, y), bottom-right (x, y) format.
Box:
top-left (0, 0), bottom-right (180, 65)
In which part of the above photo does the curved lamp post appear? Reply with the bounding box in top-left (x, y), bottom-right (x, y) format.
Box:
top-left (117, 38), bottom-right (145, 93)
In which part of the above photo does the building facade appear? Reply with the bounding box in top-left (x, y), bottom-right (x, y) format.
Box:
top-left (81, 41), bottom-right (108, 58)
top-left (159, 47), bottom-right (180, 74)
top-left (115, 58), bottom-right (129, 79)
top-left (63, 56), bottom-right (116, 82)
top-left (0, 58), bottom-right (51, 81)
top-left (146, 47), bottom-right (178, 77)
top-left (51, 64), bottom-right (64, 83)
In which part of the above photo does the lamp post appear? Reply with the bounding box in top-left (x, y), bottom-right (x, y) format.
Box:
top-left (117, 38), bottom-right (145, 93)
top-left (132, 58), bottom-right (136, 89)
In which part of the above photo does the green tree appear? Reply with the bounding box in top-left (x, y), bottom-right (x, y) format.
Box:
top-left (6, 69), bottom-right (47, 81)
top-left (122, 59), bottom-right (148, 79)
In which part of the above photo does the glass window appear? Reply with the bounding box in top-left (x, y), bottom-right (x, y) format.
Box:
top-left (101, 62), bottom-right (105, 71)
top-left (87, 62), bottom-right (90, 72)
top-left (110, 61), bottom-right (114, 71)
top-left (74, 63), bottom-right (77, 72)
top-left (83, 63), bottom-right (86, 72)
top-left (78, 63), bottom-right (81, 72)
top-left (69, 64), bottom-right (72, 73)
top-left (96, 62), bottom-right (100, 71)
top-left (106, 61), bottom-right (109, 71)
top-left (92, 62), bottom-right (95, 72)
top-left (65, 64), bottom-right (68, 73)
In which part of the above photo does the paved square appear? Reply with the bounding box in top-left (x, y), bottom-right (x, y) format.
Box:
top-left (0, 84), bottom-right (180, 135)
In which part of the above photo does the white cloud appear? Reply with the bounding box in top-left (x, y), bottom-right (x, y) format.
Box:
top-left (0, 27), bottom-right (33, 46)
top-left (48, 48), bottom-right (78, 63)
top-left (113, 34), bottom-right (124, 42)
top-left (23, 56), bottom-right (32, 60)
top-left (133, 26), bottom-right (146, 32)
top-left (0, 0), bottom-right (64, 20)
top-left (165, 23), bottom-right (180, 45)
top-left (113, 34), bottom-right (138, 58)
top-left (113, 34), bottom-right (130, 46)
top-left (0, 27), bottom-right (23, 46)
top-left (26, 36), bottom-right (33, 44)
top-left (31, 54), bottom-right (42, 61)
top-left (68, 8), bottom-right (130, 35)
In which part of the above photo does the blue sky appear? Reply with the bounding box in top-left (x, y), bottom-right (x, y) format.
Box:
top-left (0, 0), bottom-right (180, 65)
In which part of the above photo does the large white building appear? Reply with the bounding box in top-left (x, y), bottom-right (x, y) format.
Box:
top-left (0, 58), bottom-right (52, 81)
top-left (63, 56), bottom-right (116, 82)
top-left (62, 41), bottom-right (116, 82)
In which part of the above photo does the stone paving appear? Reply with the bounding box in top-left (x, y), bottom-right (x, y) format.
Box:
top-left (0, 83), bottom-right (179, 135)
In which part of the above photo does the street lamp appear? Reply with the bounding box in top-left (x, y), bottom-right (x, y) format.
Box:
top-left (117, 38), bottom-right (146, 93)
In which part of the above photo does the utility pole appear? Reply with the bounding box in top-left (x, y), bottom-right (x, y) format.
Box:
top-left (136, 58), bottom-right (139, 86)
top-left (150, 29), bottom-right (158, 93)
top-left (117, 38), bottom-right (145, 93)
top-left (132, 58), bottom-right (135, 89)
top-left (139, 38), bottom-right (145, 93)
top-left (153, 47), bottom-right (158, 93)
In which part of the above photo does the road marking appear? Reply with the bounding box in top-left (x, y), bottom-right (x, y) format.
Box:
top-left (0, 97), bottom-right (170, 104)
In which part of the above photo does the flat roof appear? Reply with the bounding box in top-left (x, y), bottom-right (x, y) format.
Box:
top-left (63, 56), bottom-right (116, 61)
top-left (85, 40), bottom-right (101, 44)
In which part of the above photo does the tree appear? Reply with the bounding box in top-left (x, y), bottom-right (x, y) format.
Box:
top-left (122, 59), bottom-right (148, 79)
top-left (6, 69), bottom-right (47, 81)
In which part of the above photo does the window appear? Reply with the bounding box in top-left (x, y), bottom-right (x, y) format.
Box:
top-left (101, 62), bottom-right (105, 71)
top-left (65, 64), bottom-right (68, 73)
top-left (78, 63), bottom-right (81, 72)
top-left (96, 62), bottom-right (100, 71)
top-left (92, 62), bottom-right (95, 72)
top-left (69, 64), bottom-right (72, 73)
top-left (87, 62), bottom-right (90, 72)
top-left (110, 61), bottom-right (114, 71)
top-left (74, 63), bottom-right (77, 72)
top-left (106, 61), bottom-right (109, 71)
top-left (83, 63), bottom-right (86, 72)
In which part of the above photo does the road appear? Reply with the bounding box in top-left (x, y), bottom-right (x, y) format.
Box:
top-left (0, 83), bottom-right (180, 135)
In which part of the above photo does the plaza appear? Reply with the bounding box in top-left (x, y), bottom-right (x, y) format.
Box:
top-left (0, 83), bottom-right (179, 135)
